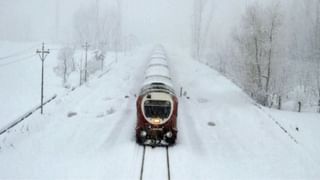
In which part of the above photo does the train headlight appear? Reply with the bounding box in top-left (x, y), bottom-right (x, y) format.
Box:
top-left (140, 130), bottom-right (147, 137)
top-left (152, 118), bottom-right (161, 125)
top-left (166, 131), bottom-right (173, 138)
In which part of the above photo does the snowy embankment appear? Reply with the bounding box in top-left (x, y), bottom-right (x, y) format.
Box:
top-left (266, 109), bottom-right (320, 167)
top-left (167, 46), bottom-right (320, 179)
top-left (0, 41), bottom-right (117, 130)
top-left (0, 45), bottom-right (149, 179)
top-left (0, 41), bottom-right (64, 128)
top-left (0, 44), bottom-right (319, 179)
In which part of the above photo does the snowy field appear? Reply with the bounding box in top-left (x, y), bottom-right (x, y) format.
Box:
top-left (0, 41), bottom-right (66, 128)
top-left (0, 42), bottom-right (320, 179)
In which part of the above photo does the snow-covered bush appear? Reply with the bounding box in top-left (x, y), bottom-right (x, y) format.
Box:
top-left (54, 46), bottom-right (75, 87)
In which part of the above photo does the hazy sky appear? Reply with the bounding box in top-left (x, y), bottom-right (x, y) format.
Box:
top-left (123, 0), bottom-right (193, 46)
top-left (0, 0), bottom-right (254, 46)
top-left (0, 0), bottom-right (191, 44)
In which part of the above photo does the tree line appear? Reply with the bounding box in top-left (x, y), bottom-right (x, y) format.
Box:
top-left (192, 0), bottom-right (320, 112)
top-left (54, 0), bottom-right (138, 87)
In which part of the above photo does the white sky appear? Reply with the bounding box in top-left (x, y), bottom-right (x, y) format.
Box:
top-left (0, 0), bottom-right (256, 47)
top-left (123, 0), bottom-right (192, 46)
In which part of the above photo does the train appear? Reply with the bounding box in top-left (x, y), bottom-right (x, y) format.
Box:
top-left (135, 46), bottom-right (178, 146)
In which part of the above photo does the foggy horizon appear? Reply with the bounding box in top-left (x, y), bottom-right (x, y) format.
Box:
top-left (0, 0), bottom-right (251, 47)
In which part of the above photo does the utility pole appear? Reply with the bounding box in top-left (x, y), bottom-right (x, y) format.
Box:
top-left (82, 42), bottom-right (90, 82)
top-left (36, 42), bottom-right (50, 114)
top-left (101, 54), bottom-right (104, 71)
top-left (79, 56), bottom-right (83, 86)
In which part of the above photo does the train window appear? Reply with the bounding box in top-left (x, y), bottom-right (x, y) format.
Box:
top-left (144, 100), bottom-right (171, 119)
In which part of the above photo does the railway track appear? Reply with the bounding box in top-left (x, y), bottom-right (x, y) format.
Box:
top-left (0, 94), bottom-right (57, 136)
top-left (139, 145), bottom-right (171, 180)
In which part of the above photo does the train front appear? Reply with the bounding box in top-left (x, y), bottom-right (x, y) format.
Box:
top-left (136, 87), bottom-right (178, 146)
top-left (136, 46), bottom-right (178, 146)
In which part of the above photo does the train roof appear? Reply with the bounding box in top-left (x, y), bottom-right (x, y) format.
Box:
top-left (145, 66), bottom-right (170, 79)
top-left (143, 75), bottom-right (173, 87)
top-left (141, 46), bottom-right (175, 95)
top-left (150, 53), bottom-right (167, 59)
top-left (140, 82), bottom-right (175, 95)
top-left (149, 58), bottom-right (168, 66)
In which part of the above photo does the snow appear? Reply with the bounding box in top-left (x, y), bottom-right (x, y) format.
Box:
top-left (143, 147), bottom-right (169, 180)
top-left (143, 76), bottom-right (174, 89)
top-left (143, 51), bottom-right (173, 88)
top-left (145, 66), bottom-right (170, 78)
top-left (266, 109), bottom-right (320, 166)
top-left (149, 58), bottom-right (168, 66)
top-left (150, 54), bottom-right (167, 59)
top-left (0, 43), bottom-right (320, 179)
top-left (167, 47), bottom-right (320, 179)
top-left (0, 41), bottom-right (63, 128)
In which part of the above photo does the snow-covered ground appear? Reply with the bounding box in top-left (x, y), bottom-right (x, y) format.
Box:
top-left (0, 41), bottom-right (66, 128)
top-left (168, 47), bottom-right (320, 179)
top-left (0, 43), bottom-right (320, 179)
top-left (0, 41), bottom-right (117, 129)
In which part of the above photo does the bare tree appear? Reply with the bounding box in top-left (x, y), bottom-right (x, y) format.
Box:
top-left (264, 3), bottom-right (283, 105)
top-left (311, 0), bottom-right (320, 101)
top-left (293, 0), bottom-right (320, 106)
top-left (234, 3), bottom-right (283, 106)
top-left (73, 1), bottom-right (122, 53)
top-left (233, 4), bottom-right (264, 101)
top-left (192, 0), bottom-right (206, 61)
top-left (54, 47), bottom-right (75, 86)
top-left (94, 48), bottom-right (105, 71)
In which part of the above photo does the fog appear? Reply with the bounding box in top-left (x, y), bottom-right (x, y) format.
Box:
top-left (1, 0), bottom-right (192, 44)
top-left (0, 0), bottom-right (251, 47)
top-left (123, 0), bottom-right (192, 46)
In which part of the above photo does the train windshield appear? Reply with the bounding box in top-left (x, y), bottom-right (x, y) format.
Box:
top-left (144, 100), bottom-right (171, 119)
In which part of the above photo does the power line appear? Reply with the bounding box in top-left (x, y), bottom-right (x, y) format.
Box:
top-left (0, 54), bottom-right (37, 68)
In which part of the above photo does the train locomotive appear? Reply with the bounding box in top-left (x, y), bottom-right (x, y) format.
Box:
top-left (136, 46), bottom-right (178, 146)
